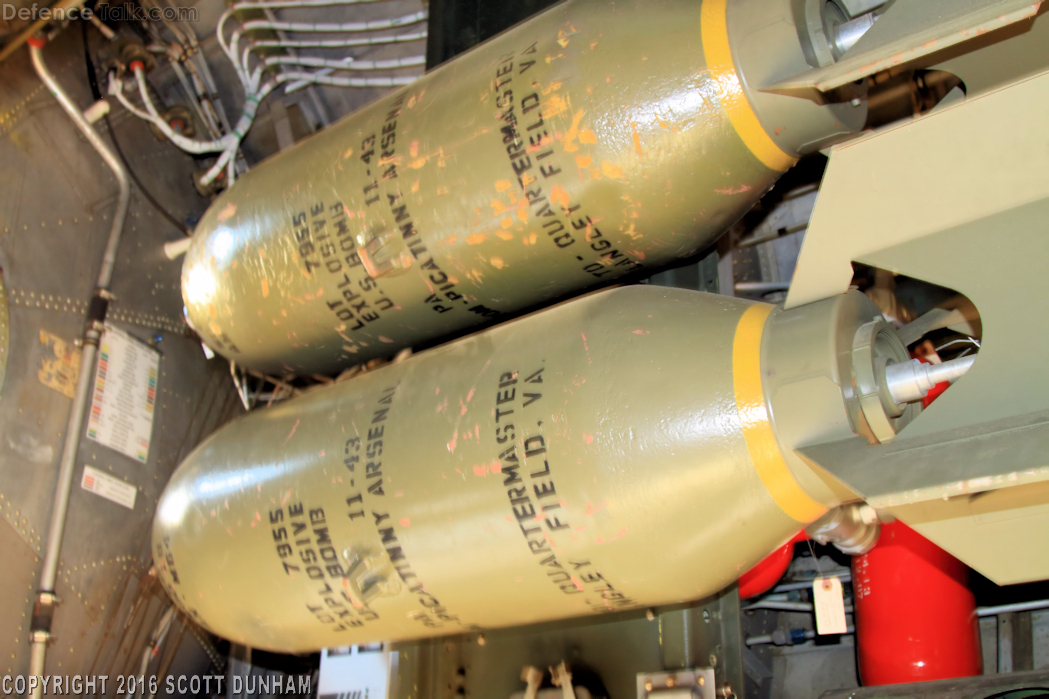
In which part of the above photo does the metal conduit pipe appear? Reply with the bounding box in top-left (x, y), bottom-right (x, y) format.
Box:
top-left (27, 36), bottom-right (131, 698)
top-left (978, 600), bottom-right (1049, 617)
top-left (743, 598), bottom-right (1049, 618)
top-left (0, 0), bottom-right (86, 63)
top-left (773, 574), bottom-right (852, 593)
top-left (746, 626), bottom-right (855, 647)
top-left (743, 601), bottom-right (855, 613)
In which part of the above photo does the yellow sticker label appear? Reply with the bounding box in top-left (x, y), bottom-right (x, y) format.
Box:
top-left (38, 330), bottom-right (81, 398)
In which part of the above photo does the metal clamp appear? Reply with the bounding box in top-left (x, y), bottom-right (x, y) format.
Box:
top-left (36, 591), bottom-right (60, 606)
top-left (30, 590), bottom-right (61, 643)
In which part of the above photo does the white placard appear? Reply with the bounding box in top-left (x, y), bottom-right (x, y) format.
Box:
top-left (318, 645), bottom-right (393, 698)
top-left (813, 576), bottom-right (848, 635)
top-left (80, 465), bottom-right (137, 510)
top-left (86, 326), bottom-right (159, 463)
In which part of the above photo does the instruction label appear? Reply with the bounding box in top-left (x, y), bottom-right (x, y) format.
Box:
top-left (86, 326), bottom-right (159, 463)
top-left (80, 465), bottom-right (137, 510)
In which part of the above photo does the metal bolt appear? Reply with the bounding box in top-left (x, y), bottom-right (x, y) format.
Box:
top-left (666, 676), bottom-right (676, 687)
top-left (476, 634), bottom-right (486, 646)
top-left (709, 654), bottom-right (717, 668)
top-left (698, 676), bottom-right (705, 686)
top-left (644, 681), bottom-right (653, 691)
top-left (646, 608), bottom-right (655, 621)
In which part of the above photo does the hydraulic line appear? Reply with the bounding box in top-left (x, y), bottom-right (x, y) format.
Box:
top-left (27, 34), bottom-right (131, 696)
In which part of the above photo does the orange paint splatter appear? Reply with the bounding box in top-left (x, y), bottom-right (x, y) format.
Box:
top-left (466, 233), bottom-right (487, 245)
top-left (495, 180), bottom-right (512, 192)
top-left (217, 203), bottom-right (237, 221)
top-left (563, 110), bottom-right (587, 152)
top-left (491, 257), bottom-right (506, 269)
top-left (550, 185), bottom-right (571, 208)
top-left (602, 161), bottom-right (624, 179)
top-left (575, 155), bottom-right (592, 169)
top-left (544, 93), bottom-right (570, 117)
top-left (715, 184), bottom-right (752, 195)
top-left (284, 419), bottom-right (301, 444)
top-left (399, 518), bottom-right (411, 527)
top-left (473, 464), bottom-right (489, 477)
top-left (585, 501), bottom-right (606, 515)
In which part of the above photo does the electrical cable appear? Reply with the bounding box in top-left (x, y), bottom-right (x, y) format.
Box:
top-left (261, 53), bottom-right (426, 71)
top-left (81, 20), bottom-right (192, 235)
top-left (106, 0), bottom-right (426, 188)
top-left (248, 30), bottom-right (427, 50)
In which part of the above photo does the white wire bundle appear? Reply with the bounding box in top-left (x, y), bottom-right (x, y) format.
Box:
top-left (112, 0), bottom-right (426, 187)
